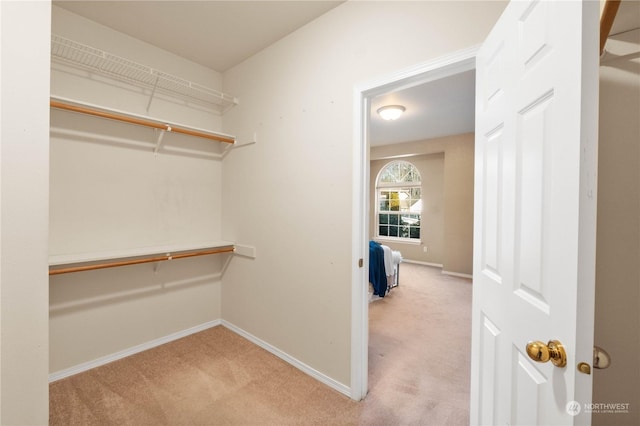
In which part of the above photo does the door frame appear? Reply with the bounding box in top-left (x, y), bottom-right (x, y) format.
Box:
top-left (351, 46), bottom-right (480, 400)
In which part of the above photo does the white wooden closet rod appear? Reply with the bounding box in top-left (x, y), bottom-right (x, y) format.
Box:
top-left (49, 246), bottom-right (235, 275)
top-left (50, 99), bottom-right (235, 144)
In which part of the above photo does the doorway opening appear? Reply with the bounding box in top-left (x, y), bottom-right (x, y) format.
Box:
top-left (351, 47), bottom-right (479, 401)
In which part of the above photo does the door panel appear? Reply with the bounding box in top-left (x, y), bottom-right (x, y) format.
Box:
top-left (471, 0), bottom-right (599, 424)
top-left (514, 349), bottom-right (548, 425)
top-left (479, 314), bottom-right (500, 425)
top-left (516, 93), bottom-right (553, 314)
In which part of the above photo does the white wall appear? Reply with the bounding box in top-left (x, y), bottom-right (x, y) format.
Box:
top-left (593, 28), bottom-right (640, 426)
top-left (221, 2), bottom-right (505, 388)
top-left (49, 6), bottom-right (229, 374)
top-left (0, 1), bottom-right (51, 423)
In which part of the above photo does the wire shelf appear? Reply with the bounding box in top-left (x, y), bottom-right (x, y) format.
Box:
top-left (51, 34), bottom-right (238, 113)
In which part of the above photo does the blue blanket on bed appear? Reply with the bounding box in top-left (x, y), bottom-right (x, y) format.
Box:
top-left (369, 241), bottom-right (387, 297)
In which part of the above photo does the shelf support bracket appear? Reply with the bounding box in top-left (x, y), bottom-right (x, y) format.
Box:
top-left (153, 253), bottom-right (172, 273)
top-left (154, 128), bottom-right (168, 155)
top-left (146, 74), bottom-right (160, 113)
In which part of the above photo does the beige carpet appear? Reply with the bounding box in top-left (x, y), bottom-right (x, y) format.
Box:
top-left (363, 263), bottom-right (472, 425)
top-left (50, 263), bottom-right (472, 425)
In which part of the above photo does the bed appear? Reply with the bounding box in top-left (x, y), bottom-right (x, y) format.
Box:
top-left (369, 240), bottom-right (402, 299)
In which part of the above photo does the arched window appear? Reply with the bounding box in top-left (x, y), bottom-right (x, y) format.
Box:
top-left (376, 161), bottom-right (421, 241)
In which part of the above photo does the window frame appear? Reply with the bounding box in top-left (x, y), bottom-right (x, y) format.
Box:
top-left (375, 161), bottom-right (422, 244)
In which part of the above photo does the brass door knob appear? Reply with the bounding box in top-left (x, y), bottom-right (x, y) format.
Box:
top-left (526, 340), bottom-right (567, 367)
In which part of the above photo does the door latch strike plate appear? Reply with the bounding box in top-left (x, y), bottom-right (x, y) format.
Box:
top-left (358, 258), bottom-right (363, 268)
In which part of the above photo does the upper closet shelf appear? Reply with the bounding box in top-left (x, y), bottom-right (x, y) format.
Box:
top-left (51, 96), bottom-right (236, 147)
top-left (51, 34), bottom-right (238, 114)
top-left (49, 241), bottom-right (236, 275)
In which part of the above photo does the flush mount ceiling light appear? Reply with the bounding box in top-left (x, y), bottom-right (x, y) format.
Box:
top-left (377, 105), bottom-right (406, 121)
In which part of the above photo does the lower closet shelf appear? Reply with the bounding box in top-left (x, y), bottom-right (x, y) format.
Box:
top-left (49, 241), bottom-right (235, 275)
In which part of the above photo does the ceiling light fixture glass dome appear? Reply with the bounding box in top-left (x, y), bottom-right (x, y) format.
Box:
top-left (377, 105), bottom-right (406, 121)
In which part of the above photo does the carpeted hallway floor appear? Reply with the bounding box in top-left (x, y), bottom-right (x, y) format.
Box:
top-left (49, 263), bottom-right (472, 425)
top-left (363, 263), bottom-right (473, 425)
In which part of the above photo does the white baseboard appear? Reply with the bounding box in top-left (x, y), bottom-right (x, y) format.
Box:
top-left (221, 320), bottom-right (352, 398)
top-left (401, 260), bottom-right (472, 279)
top-left (49, 319), bottom-right (221, 383)
top-left (442, 270), bottom-right (473, 279)
top-left (402, 259), bottom-right (444, 268)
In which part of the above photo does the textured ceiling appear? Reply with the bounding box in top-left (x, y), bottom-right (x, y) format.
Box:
top-left (54, 1), bottom-right (344, 72)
